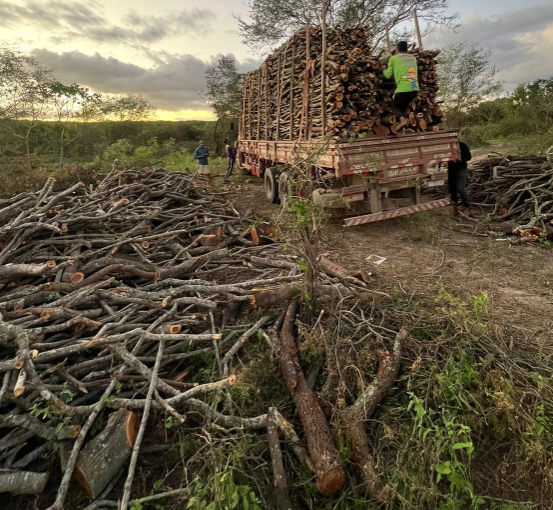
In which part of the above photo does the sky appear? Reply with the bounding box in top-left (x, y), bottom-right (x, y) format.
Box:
top-left (1, 0), bottom-right (552, 120)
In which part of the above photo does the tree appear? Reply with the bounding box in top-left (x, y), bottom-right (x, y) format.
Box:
top-left (237, 0), bottom-right (458, 52)
top-left (204, 55), bottom-right (243, 120)
top-left (101, 93), bottom-right (155, 122)
top-left (437, 42), bottom-right (503, 123)
top-left (49, 82), bottom-right (102, 170)
top-left (204, 55), bottom-right (243, 152)
top-left (0, 46), bottom-right (55, 165)
top-left (511, 78), bottom-right (553, 133)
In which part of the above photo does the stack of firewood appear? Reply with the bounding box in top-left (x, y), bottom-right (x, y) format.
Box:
top-left (0, 168), bottom-right (305, 505)
top-left (241, 25), bottom-right (445, 141)
top-left (469, 154), bottom-right (553, 226)
top-left (1, 167), bottom-right (394, 507)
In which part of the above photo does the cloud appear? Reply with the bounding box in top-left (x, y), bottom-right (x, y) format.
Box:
top-left (0, 0), bottom-right (213, 44)
top-left (31, 49), bottom-right (262, 112)
top-left (432, 4), bottom-right (553, 89)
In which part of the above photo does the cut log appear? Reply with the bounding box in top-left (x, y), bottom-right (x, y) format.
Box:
top-left (317, 255), bottom-right (371, 283)
top-left (267, 408), bottom-right (294, 510)
top-left (279, 301), bottom-right (345, 496)
top-left (74, 409), bottom-right (139, 498)
top-left (0, 469), bottom-right (49, 494)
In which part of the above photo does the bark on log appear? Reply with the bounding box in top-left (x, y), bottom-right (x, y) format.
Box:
top-left (317, 255), bottom-right (371, 283)
top-left (0, 469), bottom-right (49, 494)
top-left (267, 408), bottom-right (294, 510)
top-left (74, 409), bottom-right (139, 498)
top-left (279, 301), bottom-right (345, 496)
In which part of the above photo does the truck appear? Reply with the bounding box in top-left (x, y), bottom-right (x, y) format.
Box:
top-left (236, 25), bottom-right (457, 226)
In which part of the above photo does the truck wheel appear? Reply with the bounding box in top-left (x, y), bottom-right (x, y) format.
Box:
top-left (278, 171), bottom-right (290, 204)
top-left (264, 167), bottom-right (279, 204)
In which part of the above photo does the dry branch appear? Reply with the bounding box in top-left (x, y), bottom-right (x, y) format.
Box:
top-left (340, 327), bottom-right (409, 504)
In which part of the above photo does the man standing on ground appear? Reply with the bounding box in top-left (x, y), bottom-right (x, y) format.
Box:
top-left (224, 139), bottom-right (237, 183)
top-left (382, 41), bottom-right (419, 130)
top-left (448, 141), bottom-right (472, 216)
top-left (194, 141), bottom-right (212, 187)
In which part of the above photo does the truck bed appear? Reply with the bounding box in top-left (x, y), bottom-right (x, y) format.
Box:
top-left (238, 130), bottom-right (459, 180)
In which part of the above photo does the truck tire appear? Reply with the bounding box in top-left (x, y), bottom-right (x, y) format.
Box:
top-left (264, 167), bottom-right (279, 204)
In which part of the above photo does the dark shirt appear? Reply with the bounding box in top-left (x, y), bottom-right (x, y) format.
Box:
top-left (226, 144), bottom-right (237, 160)
top-left (448, 142), bottom-right (472, 172)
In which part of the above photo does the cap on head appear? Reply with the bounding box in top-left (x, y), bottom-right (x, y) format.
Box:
top-left (397, 41), bottom-right (408, 52)
top-left (199, 141), bottom-right (205, 146)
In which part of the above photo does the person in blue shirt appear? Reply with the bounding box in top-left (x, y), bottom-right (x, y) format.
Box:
top-left (194, 141), bottom-right (212, 187)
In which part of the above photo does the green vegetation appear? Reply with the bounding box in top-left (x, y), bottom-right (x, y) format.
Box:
top-left (448, 78), bottom-right (553, 154)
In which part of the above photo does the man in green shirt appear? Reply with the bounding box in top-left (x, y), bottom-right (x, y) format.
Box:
top-left (383, 41), bottom-right (419, 130)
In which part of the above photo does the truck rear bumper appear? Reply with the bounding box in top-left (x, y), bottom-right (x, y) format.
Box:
top-left (343, 198), bottom-right (450, 227)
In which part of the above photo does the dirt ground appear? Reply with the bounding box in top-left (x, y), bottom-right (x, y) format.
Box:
top-left (221, 171), bottom-right (553, 341)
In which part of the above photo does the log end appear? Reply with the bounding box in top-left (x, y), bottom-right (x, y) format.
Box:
top-left (70, 272), bottom-right (85, 284)
top-left (13, 386), bottom-right (25, 397)
top-left (40, 310), bottom-right (53, 321)
top-left (227, 374), bottom-right (237, 386)
top-left (126, 411), bottom-right (140, 448)
top-left (317, 466), bottom-right (346, 496)
top-left (168, 324), bottom-right (182, 335)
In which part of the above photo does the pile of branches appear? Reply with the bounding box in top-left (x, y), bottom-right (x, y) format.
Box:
top-left (0, 167), bottom-right (403, 509)
top-left (241, 25), bottom-right (444, 141)
top-left (469, 154), bottom-right (553, 229)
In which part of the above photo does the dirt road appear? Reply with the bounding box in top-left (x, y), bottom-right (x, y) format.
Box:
top-left (224, 173), bottom-right (553, 340)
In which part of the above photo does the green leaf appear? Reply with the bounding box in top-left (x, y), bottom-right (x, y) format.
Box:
top-left (449, 470), bottom-right (464, 487)
top-left (435, 462), bottom-right (451, 475)
top-left (453, 441), bottom-right (472, 450)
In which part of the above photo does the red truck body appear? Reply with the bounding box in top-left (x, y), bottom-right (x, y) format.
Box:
top-left (238, 130), bottom-right (459, 226)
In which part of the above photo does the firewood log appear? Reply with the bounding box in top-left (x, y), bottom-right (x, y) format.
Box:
top-left (74, 409), bottom-right (139, 498)
top-left (0, 469), bottom-right (49, 494)
top-left (278, 302), bottom-right (345, 496)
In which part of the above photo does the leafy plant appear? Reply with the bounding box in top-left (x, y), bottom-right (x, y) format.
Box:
top-left (187, 469), bottom-right (262, 510)
top-left (470, 291), bottom-right (489, 320)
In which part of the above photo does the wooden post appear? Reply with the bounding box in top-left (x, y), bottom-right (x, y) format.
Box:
top-left (305, 23), bottom-right (311, 141)
top-left (290, 43), bottom-right (295, 140)
top-left (413, 9), bottom-right (423, 50)
top-left (321, 3), bottom-right (328, 137)
top-left (240, 75), bottom-right (247, 141)
top-left (276, 52), bottom-right (282, 140)
top-left (264, 64), bottom-right (269, 140)
top-left (385, 24), bottom-right (391, 53)
top-left (256, 71), bottom-right (261, 141)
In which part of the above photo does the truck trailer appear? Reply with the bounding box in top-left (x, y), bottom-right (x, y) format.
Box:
top-left (237, 25), bottom-right (456, 226)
